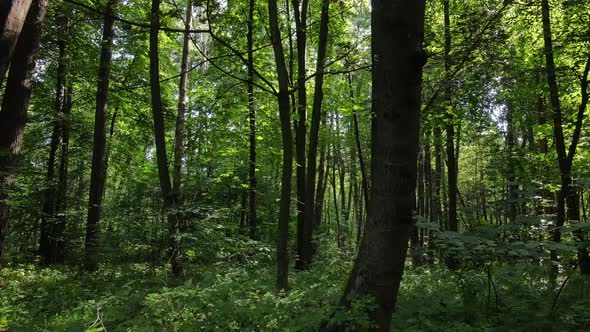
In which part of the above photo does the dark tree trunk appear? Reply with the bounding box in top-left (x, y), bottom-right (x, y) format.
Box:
top-left (83, 0), bottom-right (116, 272)
top-left (315, 133), bottom-right (328, 227)
top-left (506, 105), bottom-right (518, 223)
top-left (0, 0), bottom-right (47, 260)
top-left (321, 0), bottom-right (425, 329)
top-left (0, 0), bottom-right (33, 87)
top-left (50, 84), bottom-right (72, 263)
top-left (149, 0), bottom-right (182, 276)
top-left (268, 0), bottom-right (293, 291)
top-left (541, 0), bottom-right (590, 274)
top-left (347, 73), bottom-right (370, 214)
top-left (304, 0), bottom-right (330, 259)
top-left (40, 27), bottom-right (67, 264)
top-left (247, 0), bottom-right (258, 240)
top-left (292, 0), bottom-right (310, 270)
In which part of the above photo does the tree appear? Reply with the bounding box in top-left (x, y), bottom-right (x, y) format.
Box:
top-left (149, 0), bottom-right (182, 276)
top-left (321, 0), bottom-right (426, 329)
top-left (83, 0), bottom-right (117, 272)
top-left (0, 0), bottom-right (48, 260)
top-left (247, 0), bottom-right (257, 240)
top-left (0, 0), bottom-right (33, 86)
top-left (540, 0), bottom-right (590, 274)
top-left (267, 0), bottom-right (293, 291)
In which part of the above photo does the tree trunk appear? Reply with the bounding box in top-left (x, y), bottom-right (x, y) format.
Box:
top-left (51, 84), bottom-right (72, 263)
top-left (149, 0), bottom-right (182, 276)
top-left (172, 0), bottom-right (191, 206)
top-left (268, 0), bottom-right (293, 291)
top-left (247, 0), bottom-right (258, 240)
top-left (83, 0), bottom-right (116, 272)
top-left (304, 0), bottom-right (330, 259)
top-left (321, 0), bottom-right (425, 329)
top-left (0, 0), bottom-right (47, 260)
top-left (541, 0), bottom-right (590, 274)
top-left (0, 0), bottom-right (33, 87)
top-left (292, 0), bottom-right (311, 270)
top-left (40, 26), bottom-right (68, 264)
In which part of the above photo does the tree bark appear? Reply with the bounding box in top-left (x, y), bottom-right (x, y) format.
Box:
top-left (321, 0), bottom-right (426, 329)
top-left (83, 0), bottom-right (116, 272)
top-left (268, 0), bottom-right (293, 291)
top-left (0, 0), bottom-right (33, 87)
top-left (0, 0), bottom-right (47, 260)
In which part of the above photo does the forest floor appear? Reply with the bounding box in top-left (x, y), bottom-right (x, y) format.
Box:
top-left (2, 237), bottom-right (590, 331)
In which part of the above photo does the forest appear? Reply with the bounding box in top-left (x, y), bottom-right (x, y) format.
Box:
top-left (0, 0), bottom-right (589, 330)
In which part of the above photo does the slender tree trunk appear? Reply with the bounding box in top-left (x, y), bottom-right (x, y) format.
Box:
top-left (0, 0), bottom-right (33, 87)
top-left (315, 134), bottom-right (328, 227)
top-left (268, 0), bottom-right (293, 291)
top-left (541, 0), bottom-right (590, 274)
top-left (149, 0), bottom-right (182, 276)
top-left (40, 25), bottom-right (68, 263)
top-left (83, 0), bottom-right (116, 272)
top-left (292, 0), bottom-right (310, 270)
top-left (321, 0), bottom-right (426, 329)
top-left (506, 105), bottom-right (518, 223)
top-left (304, 0), bottom-right (329, 257)
top-left (247, 0), bottom-right (258, 240)
top-left (172, 0), bottom-right (191, 206)
top-left (0, 0), bottom-right (47, 260)
top-left (51, 84), bottom-right (71, 263)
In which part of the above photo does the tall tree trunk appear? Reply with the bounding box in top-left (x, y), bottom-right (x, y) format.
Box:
top-left (149, 0), bottom-right (182, 276)
top-left (0, 0), bottom-right (33, 87)
top-left (541, 0), bottom-right (590, 274)
top-left (247, 0), bottom-right (258, 240)
top-left (347, 73), bottom-right (369, 214)
top-left (0, 0), bottom-right (47, 261)
top-left (506, 105), bottom-right (518, 223)
top-left (293, 0), bottom-right (310, 270)
top-left (268, 0), bottom-right (293, 291)
top-left (172, 0), bottom-right (191, 207)
top-left (321, 0), bottom-right (426, 329)
top-left (315, 132), bottom-right (328, 227)
top-left (83, 0), bottom-right (116, 272)
top-left (304, 0), bottom-right (329, 255)
top-left (40, 26), bottom-right (68, 264)
top-left (51, 84), bottom-right (72, 263)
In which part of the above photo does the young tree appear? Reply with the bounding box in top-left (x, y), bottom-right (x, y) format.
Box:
top-left (321, 0), bottom-right (426, 329)
top-left (83, 0), bottom-right (117, 272)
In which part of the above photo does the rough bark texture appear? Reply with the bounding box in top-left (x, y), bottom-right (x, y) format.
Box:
top-left (321, 0), bottom-right (426, 329)
top-left (84, 0), bottom-right (116, 272)
top-left (0, 0), bottom-right (47, 260)
top-left (0, 0), bottom-right (33, 87)
top-left (267, 0), bottom-right (293, 291)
